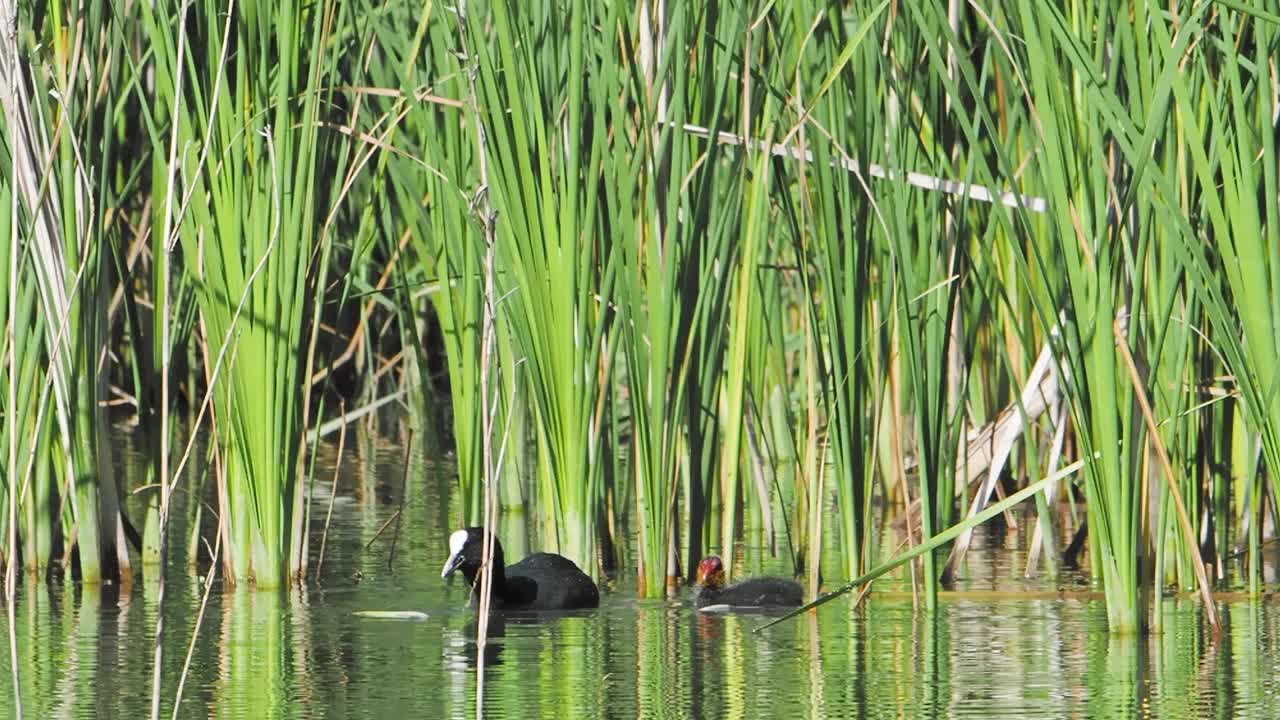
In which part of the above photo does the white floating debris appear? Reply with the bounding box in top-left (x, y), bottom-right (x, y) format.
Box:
top-left (353, 610), bottom-right (430, 621)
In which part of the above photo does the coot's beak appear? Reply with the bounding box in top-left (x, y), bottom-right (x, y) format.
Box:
top-left (441, 550), bottom-right (464, 579)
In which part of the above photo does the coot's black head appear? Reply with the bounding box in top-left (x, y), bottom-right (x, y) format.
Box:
top-left (441, 527), bottom-right (505, 585)
top-left (695, 555), bottom-right (726, 590)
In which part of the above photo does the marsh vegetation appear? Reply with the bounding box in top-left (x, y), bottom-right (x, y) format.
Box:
top-left (1, 0), bottom-right (1279, 715)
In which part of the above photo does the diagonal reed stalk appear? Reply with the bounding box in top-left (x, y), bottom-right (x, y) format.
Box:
top-left (758, 458), bottom-right (1090, 631)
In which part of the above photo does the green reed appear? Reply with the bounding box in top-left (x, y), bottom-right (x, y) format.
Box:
top-left (615, 1), bottom-right (748, 595)
top-left (1, 0), bottom-right (134, 583)
top-left (1162, 9), bottom-right (1280, 593)
top-left (448, 0), bottom-right (623, 571)
top-left (781, 0), bottom-right (888, 582)
top-left (141, 0), bottom-right (350, 586)
top-left (0, 0), bottom-right (1275, 652)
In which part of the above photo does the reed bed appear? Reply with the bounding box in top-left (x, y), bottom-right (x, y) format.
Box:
top-left (0, 0), bottom-right (1275, 644)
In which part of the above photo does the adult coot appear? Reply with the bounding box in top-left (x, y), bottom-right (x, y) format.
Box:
top-left (692, 555), bottom-right (803, 610)
top-left (440, 527), bottom-right (600, 610)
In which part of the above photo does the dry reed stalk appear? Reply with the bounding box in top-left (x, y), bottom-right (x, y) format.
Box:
top-left (5, 113), bottom-right (23, 720)
top-left (170, 530), bottom-right (222, 720)
top-left (386, 433), bottom-right (415, 572)
top-left (316, 400), bottom-right (349, 578)
top-left (674, 122), bottom-right (1047, 212)
top-left (945, 342), bottom-right (1060, 576)
top-left (150, 0), bottom-right (194, 715)
top-left (454, 4), bottom-right (500, 714)
top-left (1114, 319), bottom-right (1219, 632)
top-left (1025, 402), bottom-right (1069, 577)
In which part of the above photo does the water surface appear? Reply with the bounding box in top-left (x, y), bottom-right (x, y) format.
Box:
top-left (1, 433), bottom-right (1277, 718)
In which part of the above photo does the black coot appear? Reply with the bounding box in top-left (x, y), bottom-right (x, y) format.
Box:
top-left (692, 555), bottom-right (803, 609)
top-left (440, 527), bottom-right (600, 610)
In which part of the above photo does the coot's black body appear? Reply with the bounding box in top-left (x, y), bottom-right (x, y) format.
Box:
top-left (693, 555), bottom-right (802, 609)
top-left (441, 527), bottom-right (600, 610)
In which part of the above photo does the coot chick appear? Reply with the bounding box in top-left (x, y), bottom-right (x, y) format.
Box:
top-left (693, 555), bottom-right (803, 610)
top-left (440, 527), bottom-right (600, 610)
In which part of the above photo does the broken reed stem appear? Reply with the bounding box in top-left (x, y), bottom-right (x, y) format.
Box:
top-left (316, 399), bottom-right (348, 579)
top-left (386, 430), bottom-right (415, 573)
top-left (363, 510), bottom-right (401, 551)
top-left (674, 121), bottom-right (1047, 212)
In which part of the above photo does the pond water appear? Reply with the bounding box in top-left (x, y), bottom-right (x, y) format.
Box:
top-left (1, 432), bottom-right (1279, 718)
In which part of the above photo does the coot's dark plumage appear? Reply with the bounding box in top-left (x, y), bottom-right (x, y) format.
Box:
top-left (692, 555), bottom-right (803, 609)
top-left (440, 527), bottom-right (600, 610)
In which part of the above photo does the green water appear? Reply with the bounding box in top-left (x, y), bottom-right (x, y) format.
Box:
top-left (1, 435), bottom-right (1278, 718)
